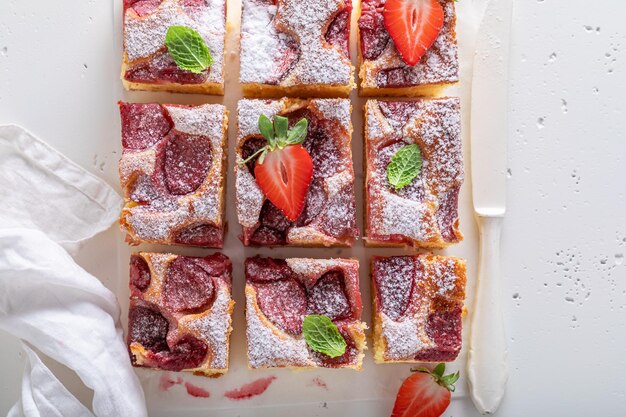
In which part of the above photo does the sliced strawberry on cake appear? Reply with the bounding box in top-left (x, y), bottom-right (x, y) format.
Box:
top-left (358, 0), bottom-right (459, 96)
top-left (235, 98), bottom-right (358, 247)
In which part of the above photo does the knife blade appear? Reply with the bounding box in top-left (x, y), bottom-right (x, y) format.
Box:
top-left (467, 0), bottom-right (513, 414)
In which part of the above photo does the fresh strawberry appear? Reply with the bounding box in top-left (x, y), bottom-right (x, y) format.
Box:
top-left (383, 0), bottom-right (444, 66)
top-left (391, 363), bottom-right (459, 417)
top-left (243, 115), bottom-right (312, 222)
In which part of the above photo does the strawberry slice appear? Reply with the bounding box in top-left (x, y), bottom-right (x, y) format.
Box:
top-left (254, 145), bottom-right (313, 221)
top-left (391, 363), bottom-right (459, 417)
top-left (243, 115), bottom-right (312, 222)
top-left (383, 0), bottom-right (444, 66)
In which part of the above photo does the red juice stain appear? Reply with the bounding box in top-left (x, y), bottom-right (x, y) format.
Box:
top-left (310, 377), bottom-right (328, 390)
top-left (224, 376), bottom-right (277, 400)
top-left (184, 382), bottom-right (210, 398)
top-left (159, 374), bottom-right (183, 392)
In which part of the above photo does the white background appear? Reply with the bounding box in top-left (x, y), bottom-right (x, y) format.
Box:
top-left (1, 0), bottom-right (626, 416)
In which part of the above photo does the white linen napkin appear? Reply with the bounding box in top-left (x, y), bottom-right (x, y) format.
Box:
top-left (0, 125), bottom-right (147, 417)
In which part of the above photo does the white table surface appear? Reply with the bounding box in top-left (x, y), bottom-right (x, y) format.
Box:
top-left (1, 1), bottom-right (626, 416)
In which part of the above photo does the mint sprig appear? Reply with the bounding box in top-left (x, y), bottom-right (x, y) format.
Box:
top-left (241, 115), bottom-right (308, 165)
top-left (165, 26), bottom-right (212, 74)
top-left (302, 314), bottom-right (347, 358)
top-left (386, 143), bottom-right (422, 189)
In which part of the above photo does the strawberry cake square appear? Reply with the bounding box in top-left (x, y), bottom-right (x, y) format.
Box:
top-left (364, 98), bottom-right (463, 248)
top-left (239, 0), bottom-right (354, 97)
top-left (235, 98), bottom-right (358, 247)
top-left (371, 255), bottom-right (466, 363)
top-left (244, 256), bottom-right (367, 370)
top-left (127, 252), bottom-right (234, 376)
top-left (119, 102), bottom-right (228, 248)
top-left (122, 0), bottom-right (226, 94)
top-left (358, 0), bottom-right (459, 96)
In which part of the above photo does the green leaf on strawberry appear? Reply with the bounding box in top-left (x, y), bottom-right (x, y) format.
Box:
top-left (391, 363), bottom-right (459, 417)
top-left (241, 114), bottom-right (313, 221)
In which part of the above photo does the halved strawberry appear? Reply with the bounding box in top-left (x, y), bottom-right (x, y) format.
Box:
top-left (383, 0), bottom-right (444, 66)
top-left (243, 115), bottom-right (312, 222)
top-left (391, 363), bottom-right (459, 417)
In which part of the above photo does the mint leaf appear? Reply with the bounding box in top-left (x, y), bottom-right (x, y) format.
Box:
top-left (165, 26), bottom-right (212, 74)
top-left (258, 115), bottom-right (275, 143)
top-left (302, 315), bottom-right (347, 358)
top-left (286, 118), bottom-right (308, 145)
top-left (386, 144), bottom-right (422, 189)
top-left (433, 363), bottom-right (446, 378)
top-left (273, 116), bottom-right (289, 140)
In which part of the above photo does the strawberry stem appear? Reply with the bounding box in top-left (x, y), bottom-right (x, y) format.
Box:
top-left (239, 115), bottom-right (309, 166)
top-left (410, 363), bottom-right (460, 392)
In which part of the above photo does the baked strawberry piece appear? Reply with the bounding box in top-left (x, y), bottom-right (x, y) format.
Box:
top-left (122, 0), bottom-right (225, 94)
top-left (365, 98), bottom-right (463, 248)
top-left (358, 0), bottom-right (458, 96)
top-left (372, 255), bottom-right (466, 363)
top-left (127, 252), bottom-right (234, 376)
top-left (119, 102), bottom-right (228, 247)
top-left (245, 256), bottom-right (366, 369)
top-left (235, 98), bottom-right (358, 247)
top-left (240, 0), bottom-right (354, 97)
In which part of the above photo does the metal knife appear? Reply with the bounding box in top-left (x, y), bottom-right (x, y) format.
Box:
top-left (467, 0), bottom-right (513, 414)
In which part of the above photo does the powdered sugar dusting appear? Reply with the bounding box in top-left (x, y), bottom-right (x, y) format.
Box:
top-left (124, 0), bottom-right (224, 83)
top-left (164, 104), bottom-right (226, 149)
top-left (119, 103), bottom-right (227, 246)
top-left (245, 257), bottom-right (364, 368)
top-left (246, 289), bottom-right (313, 368)
top-left (380, 314), bottom-right (423, 360)
top-left (240, 0), bottom-right (352, 86)
top-left (378, 190), bottom-right (438, 242)
top-left (373, 255), bottom-right (465, 361)
top-left (405, 99), bottom-right (463, 195)
top-left (237, 99), bottom-right (283, 138)
top-left (119, 149), bottom-right (157, 186)
top-left (235, 167), bottom-right (265, 228)
top-left (278, 0), bottom-right (351, 85)
top-left (312, 99), bottom-right (351, 131)
top-left (365, 98), bottom-right (463, 247)
top-left (240, 0), bottom-right (293, 83)
top-left (285, 258), bottom-right (344, 280)
top-left (184, 285), bottom-right (232, 369)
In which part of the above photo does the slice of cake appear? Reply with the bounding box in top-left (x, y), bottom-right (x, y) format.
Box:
top-left (119, 102), bottom-right (228, 248)
top-left (245, 256), bottom-right (366, 370)
top-left (122, 0), bottom-right (226, 94)
top-left (371, 255), bottom-right (466, 363)
top-left (235, 98), bottom-right (358, 247)
top-left (358, 0), bottom-right (458, 96)
top-left (240, 0), bottom-right (354, 97)
top-left (364, 98), bottom-right (463, 248)
top-left (127, 252), bottom-right (234, 376)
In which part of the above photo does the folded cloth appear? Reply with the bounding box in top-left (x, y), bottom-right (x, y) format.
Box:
top-left (0, 125), bottom-right (147, 417)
